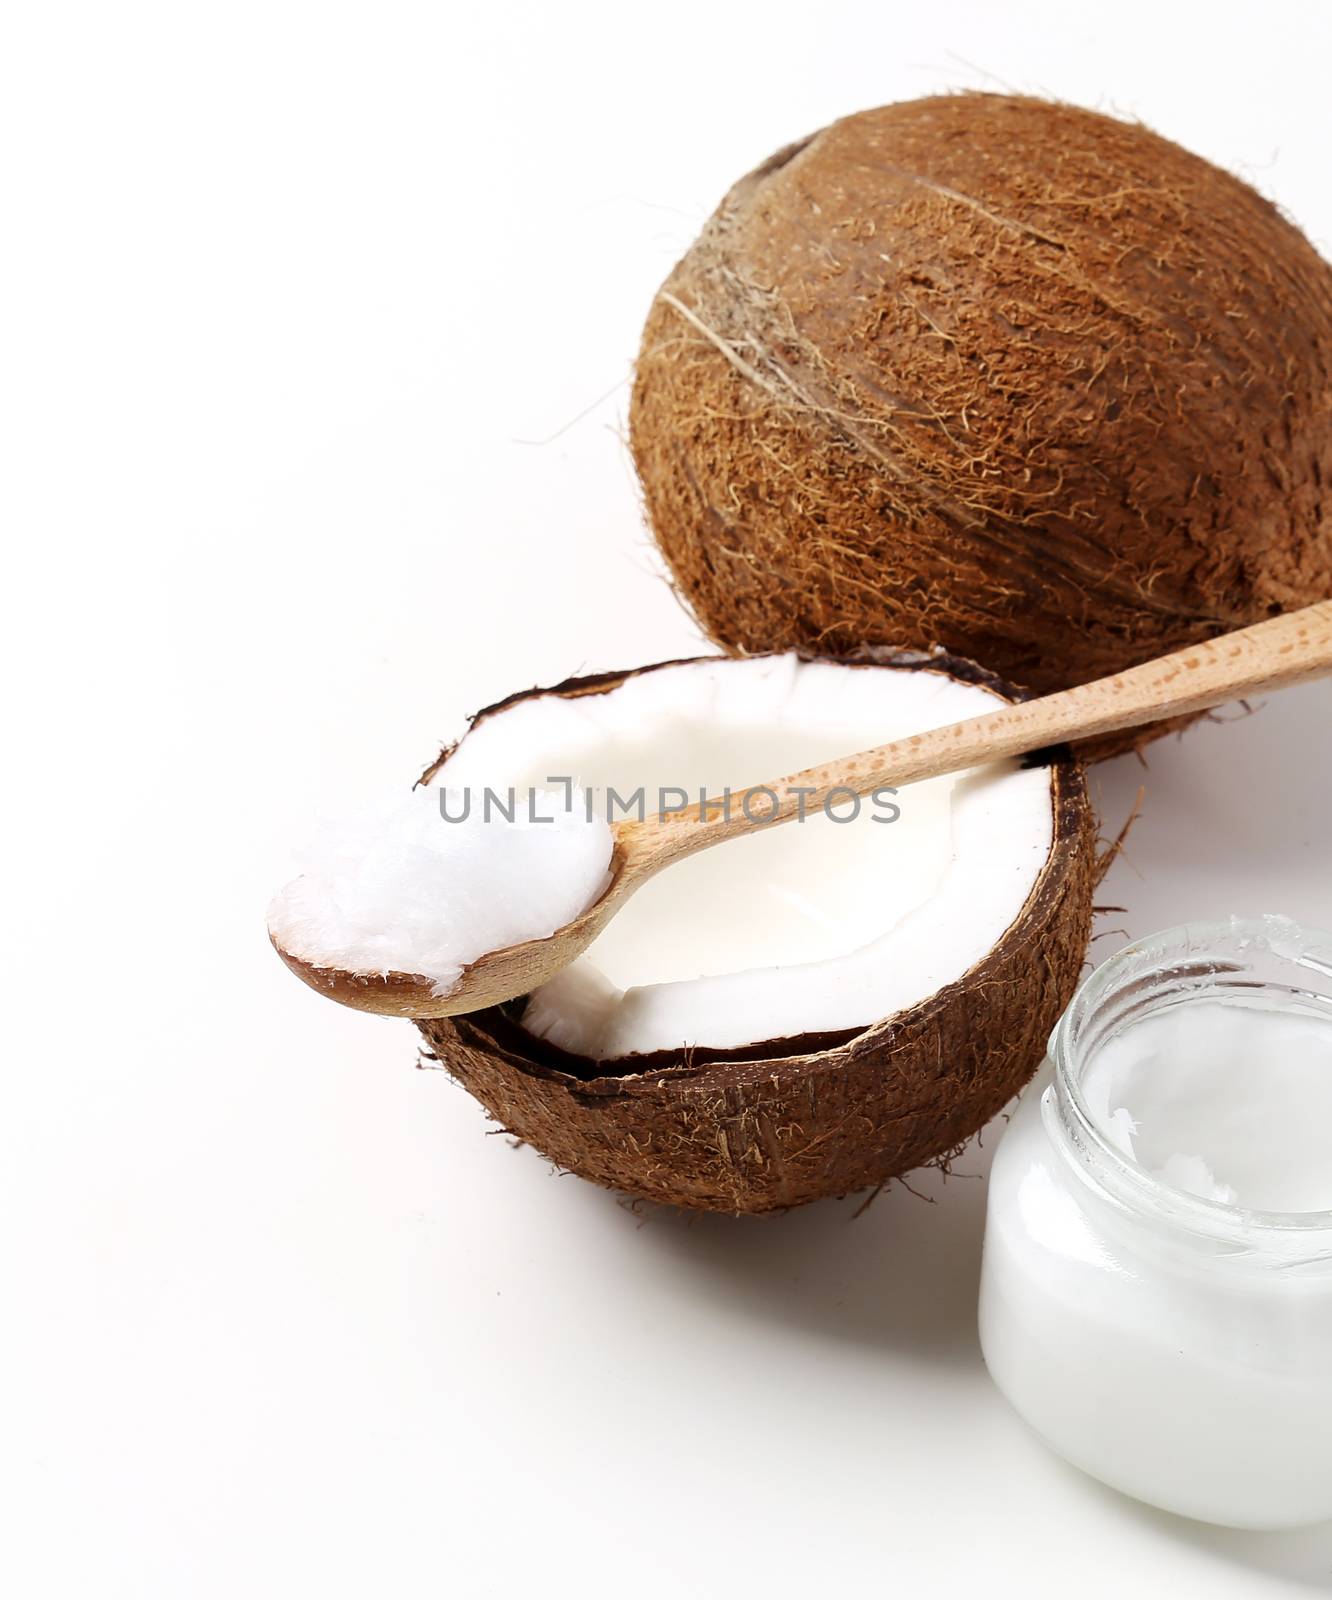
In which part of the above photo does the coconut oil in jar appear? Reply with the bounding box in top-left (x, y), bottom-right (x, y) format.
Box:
top-left (979, 916), bottom-right (1332, 1529)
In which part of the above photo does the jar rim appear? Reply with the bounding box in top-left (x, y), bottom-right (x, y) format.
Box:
top-left (1050, 913), bottom-right (1332, 1247)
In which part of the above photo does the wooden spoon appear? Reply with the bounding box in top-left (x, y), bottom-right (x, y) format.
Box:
top-left (275, 600), bottom-right (1332, 1018)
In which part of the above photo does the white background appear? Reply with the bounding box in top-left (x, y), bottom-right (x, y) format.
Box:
top-left (5, 2), bottom-right (1332, 1594)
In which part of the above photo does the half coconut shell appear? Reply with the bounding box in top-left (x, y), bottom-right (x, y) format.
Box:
top-left (418, 651), bottom-right (1096, 1214)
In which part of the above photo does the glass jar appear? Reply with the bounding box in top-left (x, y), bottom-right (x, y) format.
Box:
top-left (979, 915), bottom-right (1332, 1530)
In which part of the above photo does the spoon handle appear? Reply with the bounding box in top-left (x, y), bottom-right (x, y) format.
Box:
top-left (623, 600), bottom-right (1332, 875)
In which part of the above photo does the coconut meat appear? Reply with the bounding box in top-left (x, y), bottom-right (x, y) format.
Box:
top-left (267, 786), bottom-right (613, 997)
top-left (436, 656), bottom-right (1056, 1059)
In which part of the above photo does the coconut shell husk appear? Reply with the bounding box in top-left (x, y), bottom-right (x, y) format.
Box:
top-left (629, 95), bottom-right (1332, 760)
top-left (417, 651), bottom-right (1096, 1214)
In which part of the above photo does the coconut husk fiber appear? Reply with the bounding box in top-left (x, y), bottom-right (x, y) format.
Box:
top-left (630, 95), bottom-right (1332, 758)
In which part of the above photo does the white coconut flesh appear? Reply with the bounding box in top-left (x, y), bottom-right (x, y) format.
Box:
top-left (434, 656), bottom-right (1058, 1059)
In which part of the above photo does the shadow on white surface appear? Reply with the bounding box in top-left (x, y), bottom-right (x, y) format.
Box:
top-left (1038, 1444), bottom-right (1332, 1593)
top-left (624, 1149), bottom-right (996, 1366)
top-left (1134, 1505), bottom-right (1332, 1593)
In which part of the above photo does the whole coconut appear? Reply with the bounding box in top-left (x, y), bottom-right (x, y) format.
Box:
top-left (631, 95), bottom-right (1332, 709)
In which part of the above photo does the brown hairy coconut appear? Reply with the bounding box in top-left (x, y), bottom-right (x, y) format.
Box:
top-left (630, 95), bottom-right (1332, 752)
top-left (416, 651), bottom-right (1096, 1214)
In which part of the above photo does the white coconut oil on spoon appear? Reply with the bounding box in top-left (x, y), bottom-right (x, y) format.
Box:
top-left (267, 784), bottom-right (613, 1000)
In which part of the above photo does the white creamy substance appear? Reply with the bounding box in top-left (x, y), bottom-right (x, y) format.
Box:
top-left (1084, 1001), bottom-right (1332, 1211)
top-left (267, 786), bottom-right (612, 996)
top-left (980, 996), bottom-right (1332, 1529)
